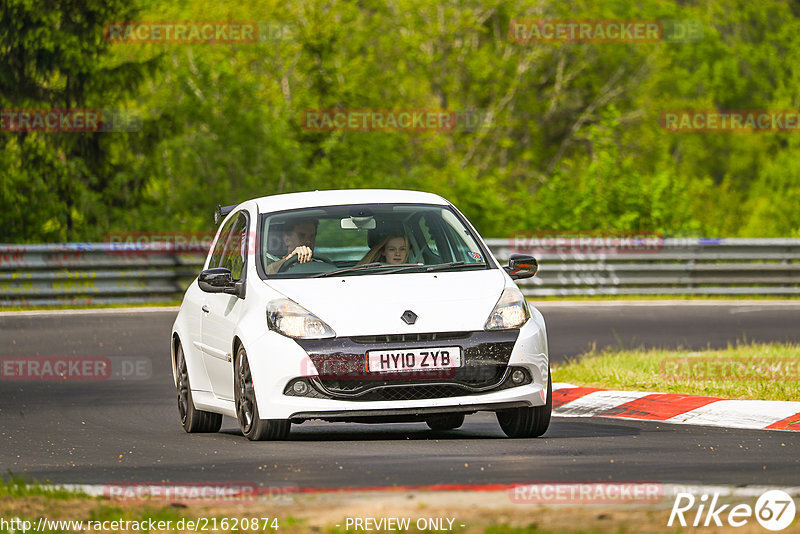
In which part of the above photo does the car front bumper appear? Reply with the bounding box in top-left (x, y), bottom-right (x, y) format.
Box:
top-left (246, 311), bottom-right (549, 421)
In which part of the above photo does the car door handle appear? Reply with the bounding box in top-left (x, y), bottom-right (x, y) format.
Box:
top-left (201, 305), bottom-right (210, 314)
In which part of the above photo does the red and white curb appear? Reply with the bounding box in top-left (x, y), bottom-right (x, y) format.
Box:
top-left (552, 383), bottom-right (800, 432)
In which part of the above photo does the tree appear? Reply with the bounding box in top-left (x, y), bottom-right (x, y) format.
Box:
top-left (0, 0), bottom-right (162, 241)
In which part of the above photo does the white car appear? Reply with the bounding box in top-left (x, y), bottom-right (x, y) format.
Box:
top-left (171, 190), bottom-right (551, 440)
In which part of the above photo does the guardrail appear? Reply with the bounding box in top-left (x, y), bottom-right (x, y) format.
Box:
top-left (1, 239), bottom-right (799, 306)
top-left (488, 238), bottom-right (800, 297)
top-left (0, 243), bottom-right (206, 306)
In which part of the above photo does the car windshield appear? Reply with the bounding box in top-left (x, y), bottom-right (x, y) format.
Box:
top-left (259, 203), bottom-right (491, 278)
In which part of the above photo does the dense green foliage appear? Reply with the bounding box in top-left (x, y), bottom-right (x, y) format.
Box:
top-left (2, 0), bottom-right (800, 242)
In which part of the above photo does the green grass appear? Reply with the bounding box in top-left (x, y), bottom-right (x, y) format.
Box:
top-left (528, 294), bottom-right (800, 301)
top-left (0, 300), bottom-right (181, 312)
top-left (552, 342), bottom-right (800, 401)
top-left (0, 475), bottom-right (86, 500)
top-left (0, 476), bottom-right (244, 533)
top-left (0, 476), bottom-right (710, 533)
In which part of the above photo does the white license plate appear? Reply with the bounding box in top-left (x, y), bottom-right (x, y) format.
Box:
top-left (366, 347), bottom-right (462, 373)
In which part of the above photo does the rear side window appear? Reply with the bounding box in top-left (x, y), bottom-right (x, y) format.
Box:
top-left (418, 216), bottom-right (439, 256)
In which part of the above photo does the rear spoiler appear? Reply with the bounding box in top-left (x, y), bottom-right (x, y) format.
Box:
top-left (214, 204), bottom-right (238, 225)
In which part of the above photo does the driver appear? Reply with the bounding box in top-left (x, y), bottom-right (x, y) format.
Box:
top-left (266, 218), bottom-right (318, 274)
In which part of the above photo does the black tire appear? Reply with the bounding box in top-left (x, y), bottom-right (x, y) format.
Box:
top-left (496, 370), bottom-right (552, 438)
top-left (235, 346), bottom-right (290, 441)
top-left (176, 343), bottom-right (222, 433)
top-left (425, 413), bottom-right (465, 431)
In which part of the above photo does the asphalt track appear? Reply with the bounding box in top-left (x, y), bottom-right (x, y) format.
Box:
top-left (0, 302), bottom-right (798, 488)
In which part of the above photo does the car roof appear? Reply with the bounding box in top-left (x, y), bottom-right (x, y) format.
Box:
top-left (251, 189), bottom-right (450, 214)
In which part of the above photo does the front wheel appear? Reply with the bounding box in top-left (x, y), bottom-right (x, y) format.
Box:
top-left (176, 343), bottom-right (222, 433)
top-left (235, 346), bottom-right (290, 441)
top-left (496, 370), bottom-right (552, 438)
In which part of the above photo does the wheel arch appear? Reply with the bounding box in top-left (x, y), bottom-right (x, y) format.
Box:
top-left (233, 336), bottom-right (244, 359)
top-left (171, 332), bottom-right (182, 386)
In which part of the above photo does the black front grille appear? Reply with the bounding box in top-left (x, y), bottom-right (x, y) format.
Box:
top-left (314, 365), bottom-right (506, 396)
top-left (296, 329), bottom-right (519, 397)
top-left (356, 384), bottom-right (473, 401)
top-left (303, 366), bottom-right (531, 402)
top-left (350, 332), bottom-right (470, 344)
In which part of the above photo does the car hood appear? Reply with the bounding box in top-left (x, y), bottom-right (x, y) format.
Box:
top-left (265, 269), bottom-right (507, 337)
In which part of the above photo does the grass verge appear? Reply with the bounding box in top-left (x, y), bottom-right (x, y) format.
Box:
top-left (552, 342), bottom-right (800, 401)
top-left (0, 301), bottom-right (181, 312)
top-left (1, 478), bottom-right (776, 534)
top-left (529, 294), bottom-right (800, 301)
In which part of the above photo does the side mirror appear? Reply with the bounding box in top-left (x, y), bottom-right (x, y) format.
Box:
top-left (198, 268), bottom-right (245, 298)
top-left (504, 254), bottom-right (538, 280)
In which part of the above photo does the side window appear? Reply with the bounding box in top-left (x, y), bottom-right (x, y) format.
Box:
top-left (220, 213), bottom-right (248, 280)
top-left (417, 214), bottom-right (452, 262)
top-left (208, 215), bottom-right (238, 269)
top-left (441, 210), bottom-right (483, 262)
top-left (418, 216), bottom-right (439, 255)
top-left (208, 212), bottom-right (248, 280)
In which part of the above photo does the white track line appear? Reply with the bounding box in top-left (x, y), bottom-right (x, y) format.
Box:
top-left (4, 301), bottom-right (800, 317)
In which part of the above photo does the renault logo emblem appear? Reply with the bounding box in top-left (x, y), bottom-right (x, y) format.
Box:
top-left (401, 310), bottom-right (418, 325)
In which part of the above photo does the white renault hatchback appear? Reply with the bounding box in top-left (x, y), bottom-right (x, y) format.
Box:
top-left (171, 190), bottom-right (551, 440)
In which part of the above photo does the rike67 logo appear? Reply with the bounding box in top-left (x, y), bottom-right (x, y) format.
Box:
top-left (669, 490), bottom-right (796, 531)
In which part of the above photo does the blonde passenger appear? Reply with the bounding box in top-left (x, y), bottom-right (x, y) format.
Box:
top-left (359, 233), bottom-right (409, 265)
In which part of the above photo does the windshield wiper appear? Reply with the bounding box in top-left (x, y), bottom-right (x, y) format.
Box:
top-left (313, 262), bottom-right (383, 278)
top-left (371, 263), bottom-right (426, 275)
top-left (315, 261), bottom-right (485, 278)
top-left (314, 262), bottom-right (429, 278)
top-left (425, 261), bottom-right (487, 272)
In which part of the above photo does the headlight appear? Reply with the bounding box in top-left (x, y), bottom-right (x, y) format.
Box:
top-left (484, 287), bottom-right (529, 330)
top-left (267, 298), bottom-right (336, 339)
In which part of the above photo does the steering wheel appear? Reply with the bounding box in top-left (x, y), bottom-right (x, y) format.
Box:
top-left (277, 253), bottom-right (334, 273)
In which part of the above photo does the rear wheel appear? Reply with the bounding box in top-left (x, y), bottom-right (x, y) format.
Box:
top-left (496, 370), bottom-right (552, 438)
top-left (176, 343), bottom-right (222, 433)
top-left (235, 346), bottom-right (290, 441)
top-left (425, 413), bottom-right (465, 431)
